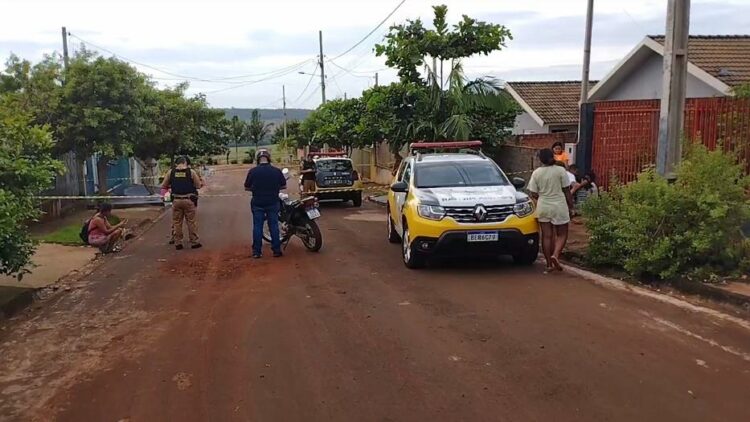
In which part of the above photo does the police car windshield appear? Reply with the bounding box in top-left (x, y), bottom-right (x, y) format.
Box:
top-left (415, 161), bottom-right (508, 188)
top-left (316, 159), bottom-right (352, 172)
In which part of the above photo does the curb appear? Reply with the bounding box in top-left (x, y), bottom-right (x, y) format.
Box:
top-left (366, 195), bottom-right (388, 207)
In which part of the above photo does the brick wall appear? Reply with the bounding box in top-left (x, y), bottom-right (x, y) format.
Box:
top-left (510, 132), bottom-right (577, 149)
top-left (492, 145), bottom-right (540, 179)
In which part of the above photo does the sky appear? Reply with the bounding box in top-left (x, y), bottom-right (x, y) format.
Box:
top-left (2, 0), bottom-right (749, 109)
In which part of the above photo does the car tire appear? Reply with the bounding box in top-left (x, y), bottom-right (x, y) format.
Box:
top-left (352, 193), bottom-right (363, 207)
top-left (387, 206), bottom-right (401, 243)
top-left (401, 224), bottom-right (426, 269)
top-left (513, 244), bottom-right (539, 266)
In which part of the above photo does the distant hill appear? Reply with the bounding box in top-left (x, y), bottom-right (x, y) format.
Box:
top-left (221, 108), bottom-right (312, 126)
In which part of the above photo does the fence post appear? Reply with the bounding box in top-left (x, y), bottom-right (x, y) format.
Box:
top-left (576, 102), bottom-right (595, 174)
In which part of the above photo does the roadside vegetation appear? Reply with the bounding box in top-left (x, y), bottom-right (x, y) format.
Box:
top-left (583, 144), bottom-right (750, 281)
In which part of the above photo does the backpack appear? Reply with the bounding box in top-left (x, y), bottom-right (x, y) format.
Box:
top-left (79, 219), bottom-right (91, 245)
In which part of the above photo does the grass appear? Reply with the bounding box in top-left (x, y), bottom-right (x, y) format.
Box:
top-left (34, 215), bottom-right (121, 245)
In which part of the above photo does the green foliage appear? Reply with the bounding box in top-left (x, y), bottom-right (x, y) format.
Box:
top-left (375, 4), bottom-right (512, 84)
top-left (358, 82), bottom-right (426, 153)
top-left (0, 100), bottom-right (63, 277)
top-left (734, 83), bottom-right (750, 98)
top-left (35, 215), bottom-right (120, 245)
top-left (244, 109), bottom-right (273, 148)
top-left (303, 99), bottom-right (366, 152)
top-left (583, 145), bottom-right (750, 280)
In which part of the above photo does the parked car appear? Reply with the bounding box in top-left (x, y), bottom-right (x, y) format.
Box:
top-left (387, 141), bottom-right (538, 269)
top-left (301, 152), bottom-right (363, 207)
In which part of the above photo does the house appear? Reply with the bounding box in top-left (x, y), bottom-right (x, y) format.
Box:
top-left (589, 35), bottom-right (750, 101)
top-left (504, 81), bottom-right (592, 135)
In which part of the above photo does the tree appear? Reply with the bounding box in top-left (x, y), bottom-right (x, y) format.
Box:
top-left (306, 98), bottom-right (365, 153)
top-left (244, 109), bottom-right (273, 149)
top-left (272, 119), bottom-right (302, 154)
top-left (229, 116), bottom-right (245, 162)
top-left (0, 98), bottom-right (63, 277)
top-left (358, 82), bottom-right (427, 155)
top-left (56, 53), bottom-right (151, 194)
top-left (0, 54), bottom-right (64, 129)
top-left (375, 4), bottom-right (512, 85)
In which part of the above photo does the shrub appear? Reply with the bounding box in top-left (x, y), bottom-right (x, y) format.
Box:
top-left (241, 157), bottom-right (253, 164)
top-left (230, 159), bottom-right (238, 165)
top-left (583, 144), bottom-right (750, 280)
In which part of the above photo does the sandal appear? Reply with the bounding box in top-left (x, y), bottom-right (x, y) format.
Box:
top-left (550, 256), bottom-right (563, 271)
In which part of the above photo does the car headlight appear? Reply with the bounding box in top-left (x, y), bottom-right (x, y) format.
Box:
top-left (417, 204), bottom-right (446, 221)
top-left (514, 199), bottom-right (534, 217)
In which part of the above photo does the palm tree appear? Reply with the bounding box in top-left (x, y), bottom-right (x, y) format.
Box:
top-left (414, 61), bottom-right (513, 141)
top-left (245, 109), bottom-right (274, 151)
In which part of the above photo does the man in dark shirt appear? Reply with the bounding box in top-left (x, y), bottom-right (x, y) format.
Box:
top-left (244, 150), bottom-right (287, 258)
top-left (300, 155), bottom-right (317, 194)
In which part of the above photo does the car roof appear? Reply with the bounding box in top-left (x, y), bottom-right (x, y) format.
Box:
top-left (410, 153), bottom-right (489, 163)
top-left (315, 156), bottom-right (351, 161)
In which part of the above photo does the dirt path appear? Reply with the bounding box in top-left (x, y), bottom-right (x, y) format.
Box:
top-left (1, 166), bottom-right (749, 421)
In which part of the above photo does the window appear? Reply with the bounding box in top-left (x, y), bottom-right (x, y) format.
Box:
top-left (315, 159), bottom-right (352, 172)
top-left (401, 162), bottom-right (412, 184)
top-left (415, 162), bottom-right (509, 189)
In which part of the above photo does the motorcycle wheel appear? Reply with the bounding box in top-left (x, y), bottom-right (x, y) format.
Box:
top-left (299, 220), bottom-right (323, 252)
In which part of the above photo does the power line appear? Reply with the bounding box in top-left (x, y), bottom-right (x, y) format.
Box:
top-left (330, 0), bottom-right (407, 61)
top-left (202, 64), bottom-right (312, 94)
top-left (327, 60), bottom-right (377, 79)
top-left (299, 84), bottom-right (322, 107)
top-left (293, 63), bottom-right (319, 103)
top-left (68, 31), bottom-right (315, 84)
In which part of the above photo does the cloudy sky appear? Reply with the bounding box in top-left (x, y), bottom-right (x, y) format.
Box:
top-left (2, 0), bottom-right (749, 109)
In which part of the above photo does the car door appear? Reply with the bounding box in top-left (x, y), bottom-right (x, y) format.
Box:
top-left (392, 160), bottom-right (412, 234)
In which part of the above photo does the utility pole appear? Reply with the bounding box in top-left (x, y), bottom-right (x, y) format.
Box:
top-left (319, 30), bottom-right (326, 104)
top-left (657, 0), bottom-right (691, 179)
top-left (61, 26), bottom-right (70, 75)
top-left (375, 72), bottom-right (379, 87)
top-left (344, 92), bottom-right (347, 100)
top-left (579, 0), bottom-right (594, 104)
top-left (282, 85), bottom-right (288, 139)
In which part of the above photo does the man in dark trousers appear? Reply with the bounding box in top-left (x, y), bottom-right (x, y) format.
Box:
top-left (300, 154), bottom-right (317, 194)
top-left (244, 150), bottom-right (287, 258)
top-left (161, 156), bottom-right (203, 250)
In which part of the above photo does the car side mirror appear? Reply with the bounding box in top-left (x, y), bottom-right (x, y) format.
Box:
top-left (282, 168), bottom-right (290, 180)
top-left (390, 181), bottom-right (409, 193)
top-left (512, 177), bottom-right (526, 190)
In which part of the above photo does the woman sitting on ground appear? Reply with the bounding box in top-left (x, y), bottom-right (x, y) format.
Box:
top-left (88, 203), bottom-right (127, 253)
top-left (571, 170), bottom-right (599, 207)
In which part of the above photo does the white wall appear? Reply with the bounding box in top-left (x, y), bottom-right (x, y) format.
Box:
top-left (606, 52), bottom-right (725, 100)
top-left (512, 112), bottom-right (548, 135)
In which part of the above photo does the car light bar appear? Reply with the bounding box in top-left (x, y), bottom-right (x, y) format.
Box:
top-left (409, 140), bottom-right (483, 154)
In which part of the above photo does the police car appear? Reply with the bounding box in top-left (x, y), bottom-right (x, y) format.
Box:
top-left (387, 141), bottom-right (539, 269)
top-left (303, 152), bottom-right (364, 207)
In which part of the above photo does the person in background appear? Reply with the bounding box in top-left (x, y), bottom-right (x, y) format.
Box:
top-left (87, 203), bottom-right (126, 254)
top-left (300, 154), bottom-right (317, 194)
top-left (552, 141), bottom-right (570, 166)
top-left (165, 157), bottom-right (203, 245)
top-left (556, 161), bottom-right (577, 187)
top-left (571, 170), bottom-right (599, 208)
top-left (161, 156), bottom-right (203, 250)
top-left (244, 150), bottom-right (287, 259)
top-left (528, 148), bottom-right (575, 272)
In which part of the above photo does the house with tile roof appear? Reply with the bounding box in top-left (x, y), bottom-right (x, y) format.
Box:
top-left (589, 35), bottom-right (750, 101)
top-left (504, 81), bottom-right (590, 135)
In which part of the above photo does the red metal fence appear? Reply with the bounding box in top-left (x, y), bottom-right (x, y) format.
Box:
top-left (591, 97), bottom-right (750, 189)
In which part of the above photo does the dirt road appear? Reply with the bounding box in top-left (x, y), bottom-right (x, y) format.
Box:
top-left (1, 167), bottom-right (749, 421)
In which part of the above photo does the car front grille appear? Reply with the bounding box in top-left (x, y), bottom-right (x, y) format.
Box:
top-left (445, 204), bottom-right (514, 223)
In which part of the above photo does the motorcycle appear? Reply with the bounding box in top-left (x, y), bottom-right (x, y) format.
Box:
top-left (262, 169), bottom-right (323, 252)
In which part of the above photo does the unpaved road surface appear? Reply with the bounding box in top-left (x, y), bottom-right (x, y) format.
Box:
top-left (1, 167), bottom-right (749, 422)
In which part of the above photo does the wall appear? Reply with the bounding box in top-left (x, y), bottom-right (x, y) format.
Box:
top-left (492, 145), bottom-right (540, 180)
top-left (39, 151), bottom-right (84, 220)
top-left (606, 52), bottom-right (725, 100)
top-left (512, 111), bottom-right (548, 135)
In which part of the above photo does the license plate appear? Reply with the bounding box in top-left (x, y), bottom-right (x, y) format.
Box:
top-left (467, 231), bottom-right (499, 242)
top-left (306, 208), bottom-right (321, 219)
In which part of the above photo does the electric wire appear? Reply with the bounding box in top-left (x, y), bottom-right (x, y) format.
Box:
top-left (329, 0), bottom-right (407, 61)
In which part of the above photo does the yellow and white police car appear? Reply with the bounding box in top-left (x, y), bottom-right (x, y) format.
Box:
top-left (387, 141), bottom-right (538, 269)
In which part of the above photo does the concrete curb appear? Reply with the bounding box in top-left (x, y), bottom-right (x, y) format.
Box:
top-left (366, 195), bottom-right (388, 207)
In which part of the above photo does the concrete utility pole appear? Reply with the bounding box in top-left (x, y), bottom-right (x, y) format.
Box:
top-left (282, 85), bottom-right (288, 139)
top-left (657, 0), bottom-right (691, 179)
top-left (375, 72), bottom-right (379, 87)
top-left (579, 0), bottom-right (594, 104)
top-left (319, 30), bottom-right (326, 104)
top-left (61, 27), bottom-right (70, 75)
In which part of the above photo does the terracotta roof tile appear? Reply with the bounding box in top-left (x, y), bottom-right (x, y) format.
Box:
top-left (506, 81), bottom-right (593, 125)
top-left (649, 35), bottom-right (750, 88)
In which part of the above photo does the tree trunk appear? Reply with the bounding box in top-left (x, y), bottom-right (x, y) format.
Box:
top-left (96, 158), bottom-right (109, 195)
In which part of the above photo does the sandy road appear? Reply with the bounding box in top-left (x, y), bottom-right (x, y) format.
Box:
top-left (0, 166), bottom-right (749, 421)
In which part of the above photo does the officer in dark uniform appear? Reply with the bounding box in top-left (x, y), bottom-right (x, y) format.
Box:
top-left (161, 156), bottom-right (203, 250)
top-left (244, 150), bottom-right (286, 258)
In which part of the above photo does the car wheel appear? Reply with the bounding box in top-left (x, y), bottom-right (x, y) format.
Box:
top-left (401, 225), bottom-right (426, 269)
top-left (513, 244), bottom-right (539, 266)
top-left (352, 193), bottom-right (363, 207)
top-left (387, 207), bottom-right (401, 243)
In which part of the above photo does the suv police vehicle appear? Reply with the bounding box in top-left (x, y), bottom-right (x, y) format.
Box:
top-left (303, 152), bottom-right (363, 207)
top-left (387, 141), bottom-right (538, 269)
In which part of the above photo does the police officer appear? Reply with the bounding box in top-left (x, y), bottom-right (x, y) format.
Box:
top-left (162, 156), bottom-right (203, 250)
top-left (244, 150), bottom-right (286, 258)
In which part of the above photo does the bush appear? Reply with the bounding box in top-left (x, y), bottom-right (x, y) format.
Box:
top-left (583, 144), bottom-right (750, 280)
top-left (241, 157), bottom-right (253, 164)
top-left (230, 159), bottom-right (238, 165)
